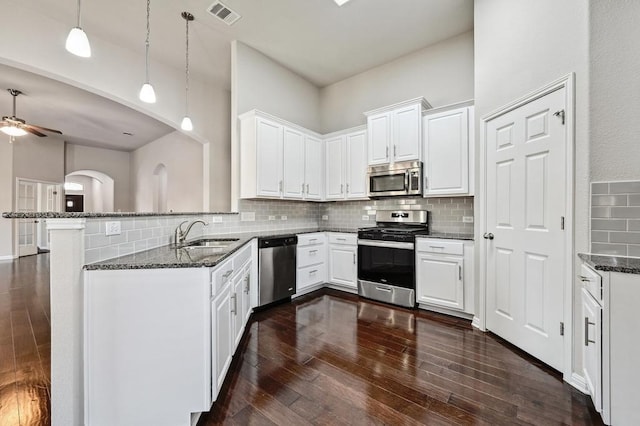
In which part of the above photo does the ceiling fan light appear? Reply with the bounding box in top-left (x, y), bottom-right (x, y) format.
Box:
top-left (181, 116), bottom-right (193, 131)
top-left (334, 0), bottom-right (351, 6)
top-left (1, 125), bottom-right (28, 137)
top-left (66, 27), bottom-right (92, 58)
top-left (139, 83), bottom-right (156, 103)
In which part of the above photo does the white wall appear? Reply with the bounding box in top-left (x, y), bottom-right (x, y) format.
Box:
top-left (474, 0), bottom-right (589, 378)
top-left (131, 131), bottom-right (204, 213)
top-left (205, 89), bottom-right (232, 212)
top-left (65, 144), bottom-right (130, 211)
top-left (320, 31), bottom-right (475, 133)
top-left (590, 0), bottom-right (640, 181)
top-left (13, 136), bottom-right (65, 184)
top-left (0, 141), bottom-right (14, 259)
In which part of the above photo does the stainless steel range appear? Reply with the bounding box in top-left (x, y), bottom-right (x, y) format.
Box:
top-left (357, 210), bottom-right (429, 308)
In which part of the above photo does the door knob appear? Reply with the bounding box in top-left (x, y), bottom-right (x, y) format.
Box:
top-left (483, 233), bottom-right (494, 240)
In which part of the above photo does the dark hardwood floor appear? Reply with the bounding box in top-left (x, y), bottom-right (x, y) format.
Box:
top-left (0, 254), bottom-right (51, 426)
top-left (0, 256), bottom-right (603, 425)
top-left (200, 289), bottom-right (604, 426)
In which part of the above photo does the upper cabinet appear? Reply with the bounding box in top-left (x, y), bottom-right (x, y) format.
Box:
top-left (325, 127), bottom-right (368, 201)
top-left (364, 98), bottom-right (431, 166)
top-left (423, 102), bottom-right (475, 197)
top-left (239, 110), bottom-right (324, 201)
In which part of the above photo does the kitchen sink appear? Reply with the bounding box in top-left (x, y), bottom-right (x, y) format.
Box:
top-left (184, 238), bottom-right (240, 249)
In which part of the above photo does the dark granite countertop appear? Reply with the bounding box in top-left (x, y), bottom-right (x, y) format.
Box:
top-left (2, 211), bottom-right (238, 219)
top-left (318, 228), bottom-right (360, 233)
top-left (85, 227), bottom-right (319, 270)
top-left (418, 233), bottom-right (474, 241)
top-left (578, 253), bottom-right (640, 275)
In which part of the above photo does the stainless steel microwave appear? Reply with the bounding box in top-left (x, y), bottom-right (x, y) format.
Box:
top-left (367, 161), bottom-right (423, 198)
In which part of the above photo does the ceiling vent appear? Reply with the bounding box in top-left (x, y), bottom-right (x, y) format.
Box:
top-left (207, 1), bottom-right (241, 26)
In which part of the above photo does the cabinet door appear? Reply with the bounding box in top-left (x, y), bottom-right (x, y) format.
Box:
top-left (256, 118), bottom-right (283, 197)
top-left (328, 245), bottom-right (357, 288)
top-left (424, 107), bottom-right (469, 196)
top-left (325, 136), bottom-right (345, 200)
top-left (282, 127), bottom-right (305, 199)
top-left (212, 287), bottom-right (232, 397)
top-left (304, 135), bottom-right (323, 200)
top-left (346, 130), bottom-right (368, 199)
top-left (393, 103), bottom-right (422, 162)
top-left (231, 273), bottom-right (244, 350)
top-left (416, 253), bottom-right (464, 310)
top-left (367, 112), bottom-right (391, 165)
top-left (581, 288), bottom-right (602, 413)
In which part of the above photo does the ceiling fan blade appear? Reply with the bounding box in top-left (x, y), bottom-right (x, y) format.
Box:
top-left (21, 126), bottom-right (46, 137)
top-left (26, 124), bottom-right (62, 135)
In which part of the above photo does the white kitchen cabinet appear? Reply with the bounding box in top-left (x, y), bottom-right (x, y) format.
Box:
top-left (296, 232), bottom-right (327, 297)
top-left (415, 238), bottom-right (474, 318)
top-left (282, 127), bottom-right (305, 199)
top-left (365, 98), bottom-right (431, 165)
top-left (327, 233), bottom-right (357, 291)
top-left (324, 127), bottom-right (368, 201)
top-left (423, 102), bottom-right (474, 196)
top-left (239, 110), bottom-right (324, 201)
top-left (581, 287), bottom-right (602, 414)
top-left (304, 135), bottom-right (324, 200)
top-left (255, 117), bottom-right (284, 198)
top-left (212, 281), bottom-right (233, 396)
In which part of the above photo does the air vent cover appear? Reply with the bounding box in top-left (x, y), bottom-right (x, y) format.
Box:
top-left (207, 1), bottom-right (241, 25)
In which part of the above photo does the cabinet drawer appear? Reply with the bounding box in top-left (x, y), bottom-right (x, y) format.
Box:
top-left (298, 245), bottom-right (326, 268)
top-left (579, 263), bottom-right (602, 302)
top-left (212, 258), bottom-right (235, 295)
top-left (328, 233), bottom-right (357, 245)
top-left (234, 243), bottom-right (252, 268)
top-left (297, 264), bottom-right (326, 289)
top-left (416, 239), bottom-right (464, 255)
top-left (298, 233), bottom-right (326, 247)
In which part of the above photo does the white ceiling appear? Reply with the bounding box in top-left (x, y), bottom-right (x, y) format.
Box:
top-left (0, 63), bottom-right (174, 151)
top-left (2, 0), bottom-right (473, 151)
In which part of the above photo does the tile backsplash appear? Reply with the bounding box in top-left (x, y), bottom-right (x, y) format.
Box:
top-left (319, 196), bottom-right (474, 234)
top-left (591, 181), bottom-right (640, 257)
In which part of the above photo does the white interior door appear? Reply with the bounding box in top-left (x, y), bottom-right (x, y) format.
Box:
top-left (17, 180), bottom-right (38, 257)
top-left (37, 183), bottom-right (61, 250)
top-left (485, 87), bottom-right (567, 371)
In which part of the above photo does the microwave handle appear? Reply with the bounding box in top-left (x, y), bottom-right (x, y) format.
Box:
top-left (404, 170), bottom-right (409, 191)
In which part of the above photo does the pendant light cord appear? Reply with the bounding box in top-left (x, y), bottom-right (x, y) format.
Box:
top-left (184, 15), bottom-right (190, 115)
top-left (145, 0), bottom-right (151, 82)
top-left (77, 0), bottom-right (82, 27)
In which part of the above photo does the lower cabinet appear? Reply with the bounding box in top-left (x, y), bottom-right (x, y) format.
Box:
top-left (415, 238), bottom-right (474, 317)
top-left (328, 233), bottom-right (358, 291)
top-left (581, 287), bottom-right (602, 414)
top-left (296, 233), bottom-right (327, 297)
top-left (212, 283), bottom-right (233, 396)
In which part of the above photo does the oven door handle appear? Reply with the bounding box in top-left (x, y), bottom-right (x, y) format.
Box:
top-left (357, 240), bottom-right (414, 250)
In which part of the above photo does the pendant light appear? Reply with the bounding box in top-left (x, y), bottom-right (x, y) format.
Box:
top-left (66, 0), bottom-right (92, 57)
top-left (139, 0), bottom-right (156, 103)
top-left (180, 12), bottom-right (194, 132)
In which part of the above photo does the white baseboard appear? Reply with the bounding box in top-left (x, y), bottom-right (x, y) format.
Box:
top-left (0, 255), bottom-right (17, 262)
top-left (472, 316), bottom-right (485, 331)
top-left (417, 303), bottom-right (473, 320)
top-left (566, 372), bottom-right (589, 394)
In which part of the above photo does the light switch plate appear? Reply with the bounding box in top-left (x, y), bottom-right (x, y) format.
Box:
top-left (463, 216), bottom-right (474, 223)
top-left (211, 216), bottom-right (223, 223)
top-left (321, 215), bottom-right (329, 221)
top-left (105, 221), bottom-right (121, 236)
top-left (281, 215), bottom-right (288, 221)
top-left (268, 215), bottom-right (276, 221)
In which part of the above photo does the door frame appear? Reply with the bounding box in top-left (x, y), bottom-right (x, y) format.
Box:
top-left (476, 73), bottom-right (575, 381)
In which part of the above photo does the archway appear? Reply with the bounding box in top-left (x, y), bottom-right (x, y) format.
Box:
top-left (65, 170), bottom-right (115, 212)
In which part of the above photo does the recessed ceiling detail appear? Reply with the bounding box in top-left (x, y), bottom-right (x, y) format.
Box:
top-left (207, 1), bottom-right (241, 26)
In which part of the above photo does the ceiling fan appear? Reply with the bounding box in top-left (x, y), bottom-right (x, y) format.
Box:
top-left (1, 89), bottom-right (62, 137)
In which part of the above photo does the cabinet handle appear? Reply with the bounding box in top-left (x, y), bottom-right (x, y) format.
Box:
top-left (424, 176), bottom-right (428, 189)
top-left (222, 270), bottom-right (234, 282)
top-left (346, 183), bottom-right (350, 194)
top-left (353, 253), bottom-right (356, 264)
top-left (340, 184), bottom-right (344, 194)
top-left (337, 238), bottom-right (347, 241)
top-left (309, 250), bottom-right (318, 254)
top-left (244, 275), bottom-right (250, 294)
top-left (584, 317), bottom-right (596, 346)
top-left (279, 180), bottom-right (283, 193)
top-left (302, 182), bottom-right (305, 193)
top-left (386, 146), bottom-right (389, 158)
top-left (376, 286), bottom-right (392, 293)
top-left (309, 269), bottom-right (318, 274)
top-left (578, 275), bottom-right (591, 282)
top-left (459, 265), bottom-right (462, 280)
top-left (309, 238), bottom-right (318, 242)
top-left (430, 245), bottom-right (444, 249)
top-left (306, 184), bottom-right (309, 194)
top-left (394, 144), bottom-right (397, 157)
top-left (231, 293), bottom-right (237, 315)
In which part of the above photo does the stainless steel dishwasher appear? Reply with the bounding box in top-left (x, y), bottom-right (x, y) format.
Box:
top-left (258, 235), bottom-right (297, 307)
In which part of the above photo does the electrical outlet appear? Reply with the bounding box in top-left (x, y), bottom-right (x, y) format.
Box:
top-left (367, 210), bottom-right (376, 215)
top-left (211, 216), bottom-right (223, 223)
top-left (362, 215), bottom-right (369, 221)
top-left (268, 215), bottom-right (276, 221)
top-left (321, 215), bottom-right (329, 221)
top-left (281, 215), bottom-right (288, 221)
top-left (105, 221), bottom-right (121, 236)
top-left (240, 212), bottom-right (255, 222)
top-left (463, 216), bottom-right (474, 223)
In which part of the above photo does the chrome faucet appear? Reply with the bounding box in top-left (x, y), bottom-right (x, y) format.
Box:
top-left (174, 219), bottom-right (208, 246)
